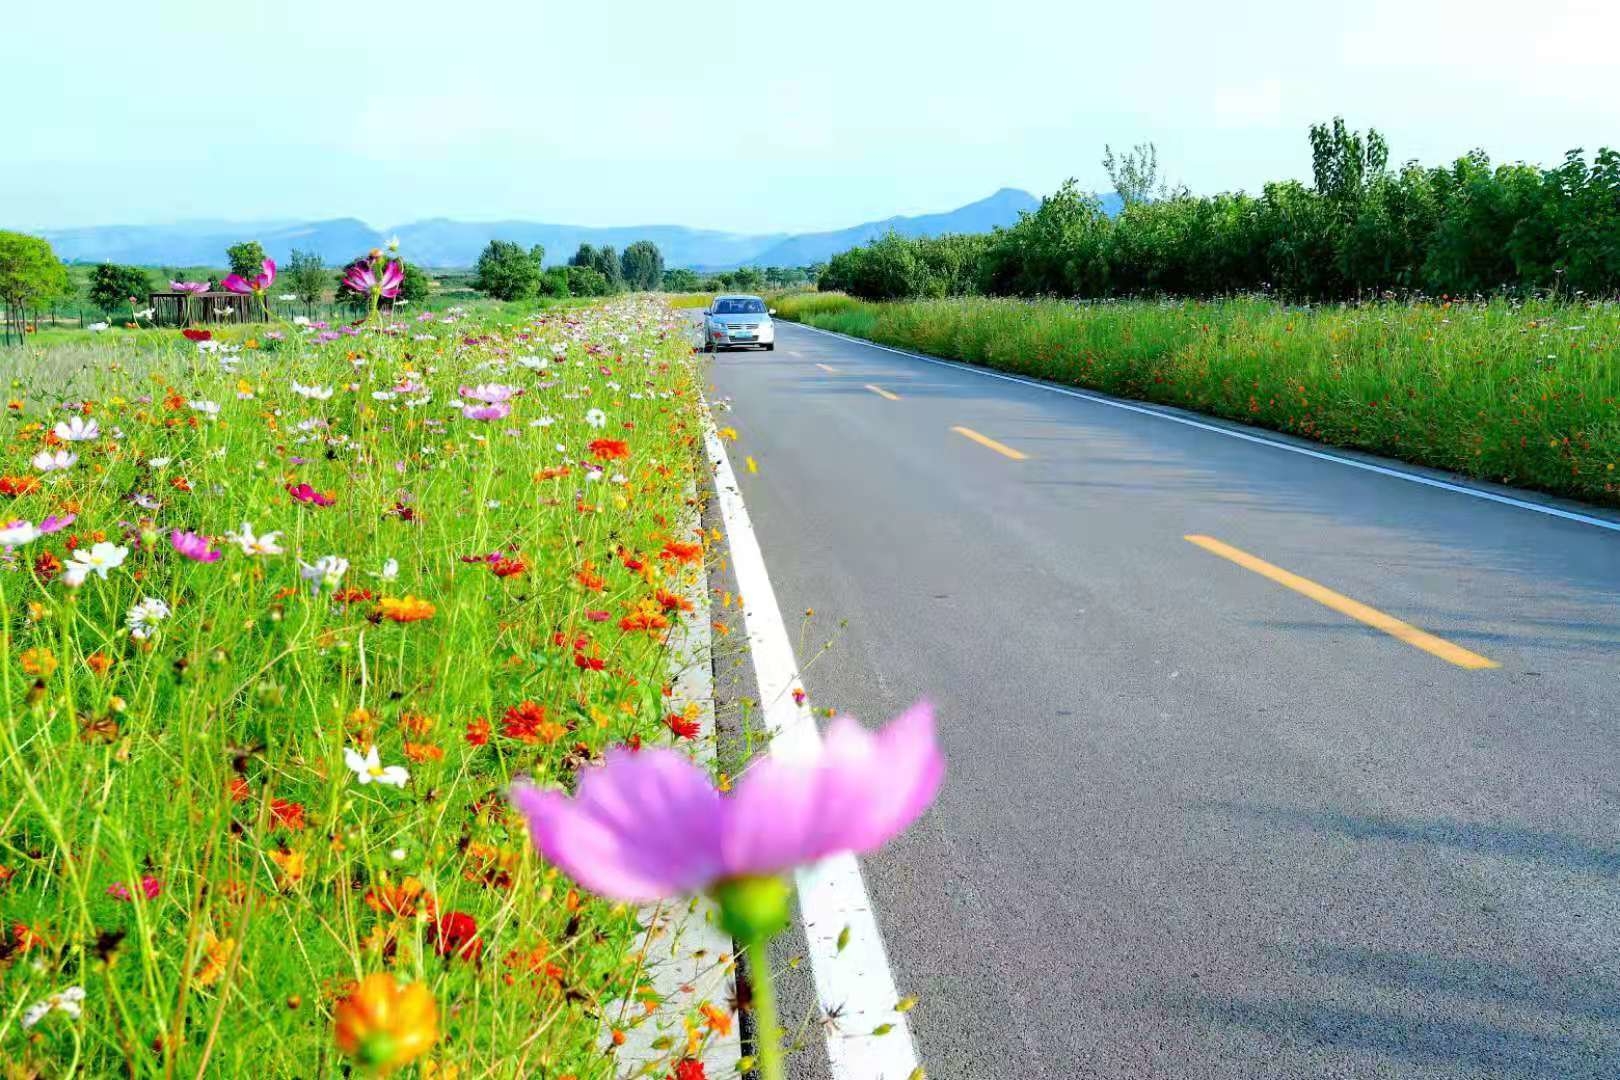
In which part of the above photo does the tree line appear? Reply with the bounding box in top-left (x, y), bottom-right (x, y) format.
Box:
top-left (470, 238), bottom-right (811, 299)
top-left (818, 119), bottom-right (1620, 302)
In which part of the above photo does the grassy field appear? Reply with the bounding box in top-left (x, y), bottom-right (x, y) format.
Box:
top-left (0, 300), bottom-right (725, 1075)
top-left (771, 292), bottom-right (1620, 507)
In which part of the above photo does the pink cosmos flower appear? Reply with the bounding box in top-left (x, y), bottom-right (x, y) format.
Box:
top-left (461, 402), bottom-right (512, 421)
top-left (39, 513), bottom-right (75, 533)
top-left (287, 482), bottom-right (335, 507)
top-left (510, 701), bottom-right (944, 903)
top-left (169, 281), bottom-right (210, 294)
top-left (170, 529), bottom-right (222, 562)
top-left (342, 260), bottom-right (404, 301)
top-left (459, 383), bottom-right (518, 404)
top-left (107, 875), bottom-right (162, 901)
top-left (220, 258), bottom-right (276, 297)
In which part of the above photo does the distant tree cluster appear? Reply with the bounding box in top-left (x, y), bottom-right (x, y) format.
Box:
top-left (820, 119), bottom-right (1620, 301)
top-left (87, 263), bottom-right (154, 311)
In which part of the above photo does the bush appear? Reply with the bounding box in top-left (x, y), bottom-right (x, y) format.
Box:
top-left (620, 240), bottom-right (664, 291)
top-left (565, 265), bottom-right (611, 296)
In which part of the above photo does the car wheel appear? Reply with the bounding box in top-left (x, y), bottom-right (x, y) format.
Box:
top-left (764, 343), bottom-right (775, 351)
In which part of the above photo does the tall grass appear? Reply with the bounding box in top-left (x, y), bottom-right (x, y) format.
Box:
top-left (772, 292), bottom-right (1620, 506)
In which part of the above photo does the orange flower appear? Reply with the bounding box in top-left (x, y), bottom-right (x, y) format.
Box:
top-left (86, 652), bottom-right (113, 676)
top-left (0, 475), bottom-right (40, 496)
top-left (588, 438), bottom-right (630, 460)
top-left (656, 588), bottom-right (694, 613)
top-left (193, 932), bottom-right (235, 988)
top-left (364, 874), bottom-right (429, 918)
top-left (659, 540), bottom-right (703, 564)
top-left (20, 648), bottom-right (57, 677)
top-left (403, 740), bottom-right (444, 764)
top-left (333, 973), bottom-right (438, 1074)
top-left (501, 701), bottom-right (564, 745)
top-left (377, 596), bottom-right (435, 623)
top-left (574, 563), bottom-right (606, 592)
top-left (268, 848), bottom-right (307, 888)
top-left (620, 598), bottom-right (670, 634)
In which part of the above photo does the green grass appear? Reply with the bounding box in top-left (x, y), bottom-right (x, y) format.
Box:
top-left (771, 292), bottom-right (1620, 507)
top-left (0, 300), bottom-right (723, 1075)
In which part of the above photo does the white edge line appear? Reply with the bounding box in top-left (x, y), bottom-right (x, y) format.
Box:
top-left (702, 404), bottom-right (921, 1079)
top-left (787, 321), bottom-right (1620, 535)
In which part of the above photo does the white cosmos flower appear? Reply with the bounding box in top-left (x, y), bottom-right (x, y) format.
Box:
top-left (299, 555), bottom-right (348, 592)
top-left (226, 522), bottom-right (284, 556)
top-left (21, 986), bottom-right (84, 1029)
top-left (585, 408), bottom-right (607, 428)
top-left (148, 457), bottom-right (172, 468)
top-left (125, 597), bottom-right (172, 640)
top-left (87, 321), bottom-right (109, 333)
top-left (63, 542), bottom-right (128, 587)
top-left (367, 558), bottom-right (399, 582)
top-left (189, 400), bottom-right (220, 418)
top-left (32, 449), bottom-right (77, 472)
top-left (344, 745), bottom-right (409, 788)
top-left (0, 520), bottom-right (42, 548)
top-left (292, 315), bottom-right (311, 327)
top-left (292, 382), bottom-right (334, 400)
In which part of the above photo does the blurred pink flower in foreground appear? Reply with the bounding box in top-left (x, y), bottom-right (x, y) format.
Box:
top-left (510, 701), bottom-right (944, 903)
top-left (170, 529), bottom-right (222, 562)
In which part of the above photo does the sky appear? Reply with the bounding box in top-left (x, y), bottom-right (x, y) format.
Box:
top-left (4, 0), bottom-right (1617, 233)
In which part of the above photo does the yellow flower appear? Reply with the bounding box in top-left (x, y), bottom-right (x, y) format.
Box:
top-left (333, 973), bottom-right (438, 1074)
top-left (194, 932), bottom-right (235, 988)
top-left (376, 596), bottom-right (435, 624)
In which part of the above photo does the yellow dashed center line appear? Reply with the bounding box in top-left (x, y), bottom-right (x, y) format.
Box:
top-left (815, 363), bottom-right (839, 373)
top-left (951, 426), bottom-right (1027, 461)
top-left (865, 384), bottom-right (901, 400)
top-left (1184, 534), bottom-right (1499, 670)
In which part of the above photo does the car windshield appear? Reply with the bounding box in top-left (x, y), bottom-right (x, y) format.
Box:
top-left (714, 298), bottom-right (767, 315)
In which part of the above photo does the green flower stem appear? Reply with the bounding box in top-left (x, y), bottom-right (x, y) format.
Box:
top-left (745, 934), bottom-right (785, 1080)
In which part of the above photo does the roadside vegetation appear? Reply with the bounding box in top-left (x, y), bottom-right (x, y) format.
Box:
top-left (818, 119), bottom-right (1620, 302)
top-left (772, 292), bottom-right (1620, 506)
top-left (0, 296), bottom-right (732, 1076)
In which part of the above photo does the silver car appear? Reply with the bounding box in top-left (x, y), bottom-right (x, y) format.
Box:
top-left (703, 294), bottom-right (776, 352)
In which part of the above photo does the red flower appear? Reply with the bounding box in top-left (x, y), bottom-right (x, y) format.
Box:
top-left (656, 588), bottom-right (694, 612)
top-left (465, 717), bottom-right (491, 746)
top-left (182, 328), bottom-right (212, 342)
top-left (659, 540), bottom-right (703, 564)
top-left (269, 799), bottom-right (307, 831)
top-left (491, 556), bottom-right (527, 579)
top-left (665, 713), bottom-right (700, 740)
top-left (430, 911), bottom-right (483, 962)
top-left (588, 438), bottom-right (630, 461)
top-left (670, 1060), bottom-right (707, 1080)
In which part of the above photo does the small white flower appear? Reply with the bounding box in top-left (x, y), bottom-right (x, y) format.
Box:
top-left (292, 315), bottom-right (311, 327)
top-left (585, 408), bottom-right (607, 428)
top-left (32, 449), bottom-right (77, 472)
top-left (530, 415), bottom-right (556, 428)
top-left (0, 520), bottom-right (42, 548)
top-left (344, 745), bottom-right (410, 788)
top-left (226, 522), bottom-right (284, 556)
top-left (87, 321), bottom-right (109, 333)
top-left (148, 456), bottom-right (172, 469)
top-left (125, 597), bottom-right (172, 640)
top-left (299, 555), bottom-right (349, 592)
top-left (63, 542), bottom-right (128, 587)
top-left (21, 986), bottom-right (84, 1029)
top-left (368, 557), bottom-right (400, 583)
top-left (291, 382), bottom-right (334, 400)
top-left (189, 400), bottom-right (220, 418)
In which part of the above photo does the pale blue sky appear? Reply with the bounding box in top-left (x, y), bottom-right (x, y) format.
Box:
top-left (5, 0), bottom-right (1615, 232)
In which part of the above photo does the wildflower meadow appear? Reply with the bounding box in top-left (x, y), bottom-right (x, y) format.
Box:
top-left (0, 286), bottom-right (763, 1076)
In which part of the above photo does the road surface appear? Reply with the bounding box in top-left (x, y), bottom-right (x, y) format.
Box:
top-left (706, 320), bottom-right (1620, 1079)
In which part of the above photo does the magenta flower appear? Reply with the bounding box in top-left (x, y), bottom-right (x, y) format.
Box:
top-left (459, 383), bottom-right (518, 404)
top-left (287, 482), bottom-right (335, 507)
top-left (462, 402), bottom-right (512, 421)
top-left (107, 875), bottom-right (162, 901)
top-left (169, 281), bottom-right (210, 294)
top-left (510, 701), bottom-right (944, 904)
top-left (343, 260), bottom-right (405, 320)
top-left (170, 529), bottom-right (222, 562)
top-left (39, 513), bottom-right (75, 533)
top-left (221, 258), bottom-right (277, 319)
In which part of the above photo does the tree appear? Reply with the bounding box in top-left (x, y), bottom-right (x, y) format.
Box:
top-left (474, 240), bottom-right (542, 301)
top-left (287, 249), bottom-right (326, 310)
top-left (529, 244), bottom-right (546, 268)
top-left (589, 245), bottom-right (622, 290)
top-left (399, 262), bottom-right (433, 303)
top-left (226, 240), bottom-right (269, 278)
top-left (1103, 142), bottom-right (1161, 207)
top-left (541, 266), bottom-right (572, 298)
top-left (620, 240), bottom-right (665, 291)
top-left (662, 267), bottom-right (701, 292)
top-left (569, 243), bottom-right (596, 267)
top-left (0, 231), bottom-right (70, 314)
top-left (565, 265), bottom-right (611, 296)
top-left (87, 263), bottom-right (154, 311)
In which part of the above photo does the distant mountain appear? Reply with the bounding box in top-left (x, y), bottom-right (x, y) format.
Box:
top-left (741, 188), bottom-right (1042, 268)
top-left (27, 187), bottom-right (1109, 270)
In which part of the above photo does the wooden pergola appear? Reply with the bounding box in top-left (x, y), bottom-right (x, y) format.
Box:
top-left (149, 291), bottom-right (258, 327)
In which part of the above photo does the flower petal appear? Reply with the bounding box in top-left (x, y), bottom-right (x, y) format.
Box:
top-left (510, 748), bottom-right (725, 902)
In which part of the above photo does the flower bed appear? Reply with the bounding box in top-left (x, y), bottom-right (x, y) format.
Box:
top-left (1, 298), bottom-right (720, 1075)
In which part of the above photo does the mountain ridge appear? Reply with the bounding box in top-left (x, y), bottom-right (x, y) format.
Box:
top-left (22, 188), bottom-right (1108, 270)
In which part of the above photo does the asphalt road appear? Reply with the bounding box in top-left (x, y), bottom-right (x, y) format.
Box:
top-left (706, 320), bottom-right (1620, 1080)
